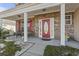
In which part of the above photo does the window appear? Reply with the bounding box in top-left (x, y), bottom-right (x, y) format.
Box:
top-left (65, 15), bottom-right (72, 25)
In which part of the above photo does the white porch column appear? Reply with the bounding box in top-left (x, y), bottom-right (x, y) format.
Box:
top-left (24, 13), bottom-right (28, 42)
top-left (60, 4), bottom-right (65, 46)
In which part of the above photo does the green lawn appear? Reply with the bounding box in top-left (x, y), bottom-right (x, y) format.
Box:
top-left (43, 45), bottom-right (79, 56)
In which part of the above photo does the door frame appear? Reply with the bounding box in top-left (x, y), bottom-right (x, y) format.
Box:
top-left (39, 17), bottom-right (54, 39)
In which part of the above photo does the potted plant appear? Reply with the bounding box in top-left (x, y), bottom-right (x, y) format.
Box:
top-left (65, 34), bottom-right (70, 42)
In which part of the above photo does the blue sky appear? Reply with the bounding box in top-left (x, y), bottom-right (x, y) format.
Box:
top-left (0, 3), bottom-right (15, 12)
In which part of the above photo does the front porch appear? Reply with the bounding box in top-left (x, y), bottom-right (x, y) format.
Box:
top-left (0, 4), bottom-right (79, 55)
top-left (0, 3), bottom-right (66, 46)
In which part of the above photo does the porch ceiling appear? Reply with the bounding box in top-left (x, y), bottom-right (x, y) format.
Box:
top-left (1, 3), bottom-right (79, 21)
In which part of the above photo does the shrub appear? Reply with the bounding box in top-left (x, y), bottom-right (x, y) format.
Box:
top-left (0, 28), bottom-right (9, 39)
top-left (43, 45), bottom-right (79, 56)
top-left (68, 36), bottom-right (75, 41)
top-left (2, 41), bottom-right (21, 56)
top-left (65, 34), bottom-right (75, 41)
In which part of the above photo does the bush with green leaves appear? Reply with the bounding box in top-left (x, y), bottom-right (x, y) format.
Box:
top-left (2, 41), bottom-right (21, 56)
top-left (0, 28), bottom-right (9, 39)
top-left (43, 45), bottom-right (79, 56)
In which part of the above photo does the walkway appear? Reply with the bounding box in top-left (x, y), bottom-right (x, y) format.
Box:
top-left (20, 37), bottom-right (60, 56)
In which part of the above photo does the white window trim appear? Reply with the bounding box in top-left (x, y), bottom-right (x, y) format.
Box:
top-left (65, 15), bottom-right (72, 25)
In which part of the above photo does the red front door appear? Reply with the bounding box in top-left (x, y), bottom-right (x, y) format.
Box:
top-left (42, 19), bottom-right (50, 39)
